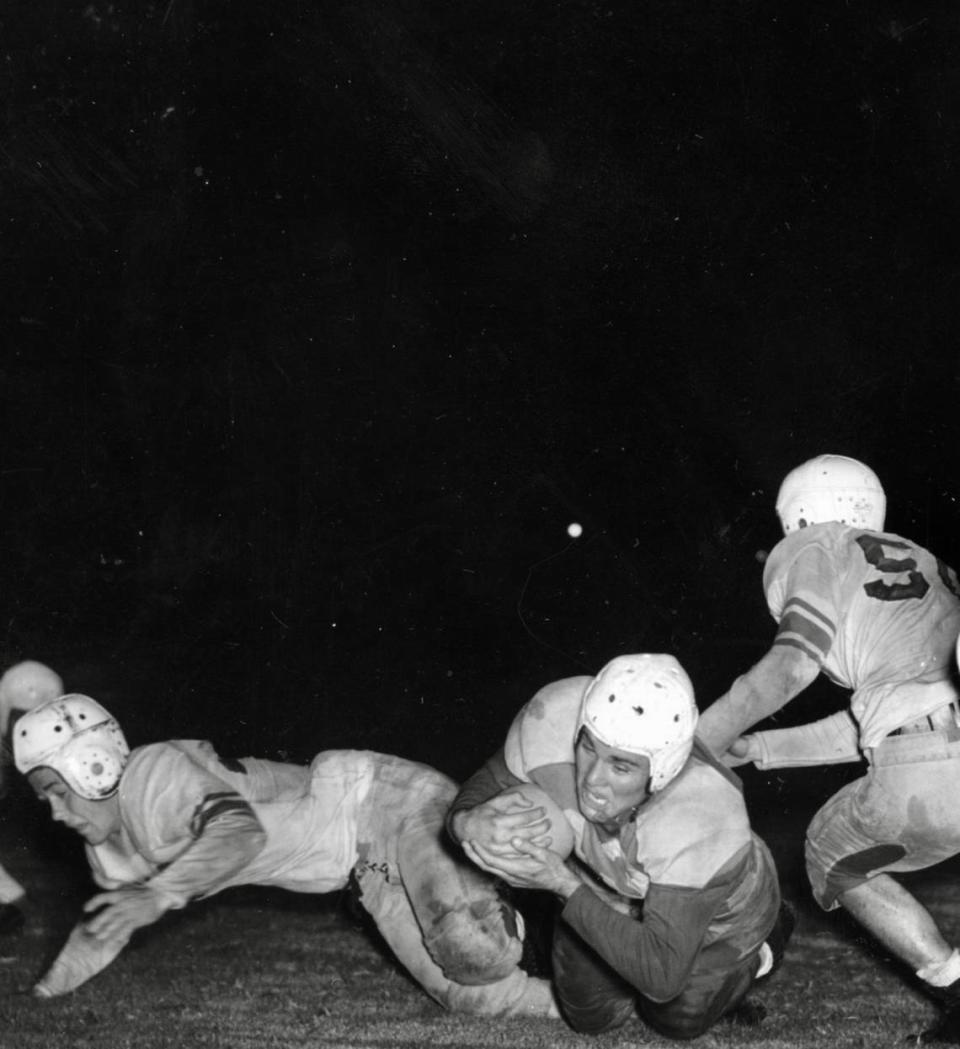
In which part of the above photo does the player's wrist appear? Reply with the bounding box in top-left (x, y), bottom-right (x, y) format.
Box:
top-left (554, 871), bottom-right (581, 900)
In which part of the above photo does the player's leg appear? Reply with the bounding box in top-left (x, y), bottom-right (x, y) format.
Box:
top-left (354, 757), bottom-right (558, 1017)
top-left (352, 853), bottom-right (558, 1017)
top-left (640, 951), bottom-right (760, 1039)
top-left (806, 737), bottom-right (960, 1040)
top-left (839, 875), bottom-right (952, 969)
top-left (393, 790), bottom-right (524, 984)
top-left (550, 915), bottom-right (635, 1033)
top-left (640, 838), bottom-right (785, 1039)
top-left (0, 861), bottom-right (26, 934)
top-left (361, 756), bottom-right (526, 983)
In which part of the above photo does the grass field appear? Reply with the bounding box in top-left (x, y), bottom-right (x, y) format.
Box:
top-left (0, 812), bottom-right (954, 1049)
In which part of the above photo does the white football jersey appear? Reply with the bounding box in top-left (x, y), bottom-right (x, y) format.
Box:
top-left (763, 522), bottom-right (960, 745)
top-left (87, 742), bottom-right (378, 897)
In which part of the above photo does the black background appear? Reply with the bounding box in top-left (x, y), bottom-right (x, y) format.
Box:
top-left (3, 0), bottom-right (960, 798)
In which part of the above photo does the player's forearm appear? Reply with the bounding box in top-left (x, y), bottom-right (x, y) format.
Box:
top-left (750, 710), bottom-right (862, 768)
top-left (144, 809), bottom-right (267, 907)
top-left (699, 647), bottom-right (819, 755)
top-left (34, 921), bottom-right (130, 997)
top-left (446, 750), bottom-right (522, 842)
top-left (561, 881), bottom-right (726, 1002)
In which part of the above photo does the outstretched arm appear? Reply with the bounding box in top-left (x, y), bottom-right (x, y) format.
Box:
top-left (33, 801), bottom-right (266, 997)
top-left (730, 709), bottom-right (862, 769)
top-left (698, 643), bottom-right (822, 757)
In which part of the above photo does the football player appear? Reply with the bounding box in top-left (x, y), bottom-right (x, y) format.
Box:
top-left (448, 653), bottom-right (790, 1040)
top-left (698, 454), bottom-right (960, 1043)
top-left (0, 661), bottom-right (64, 933)
top-left (13, 694), bottom-right (558, 1018)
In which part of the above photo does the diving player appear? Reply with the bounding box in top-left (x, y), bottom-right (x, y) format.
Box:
top-left (449, 653), bottom-right (789, 1040)
top-left (13, 694), bottom-right (558, 1018)
top-left (698, 454), bottom-right (960, 1043)
top-left (0, 661), bottom-right (64, 932)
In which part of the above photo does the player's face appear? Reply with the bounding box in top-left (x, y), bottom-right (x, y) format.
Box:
top-left (27, 768), bottom-right (121, 845)
top-left (575, 728), bottom-right (651, 828)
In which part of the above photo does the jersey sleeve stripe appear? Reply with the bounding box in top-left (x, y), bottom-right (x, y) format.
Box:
top-left (777, 607), bottom-right (833, 654)
top-left (191, 795), bottom-right (255, 835)
top-left (781, 596), bottom-right (836, 633)
top-left (772, 634), bottom-right (827, 663)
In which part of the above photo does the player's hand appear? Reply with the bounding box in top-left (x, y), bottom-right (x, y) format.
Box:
top-left (452, 793), bottom-right (552, 853)
top-left (82, 886), bottom-right (170, 943)
top-left (723, 735), bottom-right (761, 768)
top-left (463, 837), bottom-right (581, 899)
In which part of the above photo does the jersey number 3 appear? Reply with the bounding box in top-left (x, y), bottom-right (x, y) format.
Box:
top-left (855, 535), bottom-right (930, 602)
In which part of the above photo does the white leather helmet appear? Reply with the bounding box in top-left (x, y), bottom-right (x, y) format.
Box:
top-left (577, 654), bottom-right (698, 792)
top-left (13, 695), bottom-right (129, 800)
top-left (0, 660), bottom-right (64, 736)
top-left (775, 454), bottom-right (885, 535)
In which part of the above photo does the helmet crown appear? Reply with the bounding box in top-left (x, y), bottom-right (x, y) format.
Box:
top-left (577, 654), bottom-right (698, 792)
top-left (776, 454), bottom-right (885, 534)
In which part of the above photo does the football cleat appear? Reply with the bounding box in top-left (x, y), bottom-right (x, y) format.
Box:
top-left (916, 1005), bottom-right (960, 1044)
top-left (914, 972), bottom-right (960, 1042)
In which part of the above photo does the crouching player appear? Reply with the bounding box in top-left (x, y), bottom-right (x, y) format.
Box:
top-left (448, 654), bottom-right (792, 1040)
top-left (0, 661), bottom-right (64, 933)
top-left (13, 694), bottom-right (558, 1017)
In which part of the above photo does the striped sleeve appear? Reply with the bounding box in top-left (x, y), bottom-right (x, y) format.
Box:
top-left (768, 541), bottom-right (839, 666)
top-left (120, 743), bottom-right (267, 905)
top-left (189, 790), bottom-right (257, 837)
top-left (773, 596), bottom-right (836, 664)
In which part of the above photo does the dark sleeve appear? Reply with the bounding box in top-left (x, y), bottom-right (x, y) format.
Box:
top-left (561, 877), bottom-right (733, 1002)
top-left (445, 748), bottom-right (524, 841)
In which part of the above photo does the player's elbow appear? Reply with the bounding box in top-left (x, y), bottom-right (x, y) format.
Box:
top-left (772, 643), bottom-right (821, 694)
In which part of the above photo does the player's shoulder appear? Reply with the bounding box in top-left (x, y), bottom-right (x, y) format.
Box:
top-left (522, 676), bottom-right (589, 725)
top-left (503, 675), bottom-right (589, 779)
top-left (636, 754), bottom-right (751, 885)
top-left (122, 740), bottom-right (219, 791)
top-left (763, 521), bottom-right (861, 586)
top-left (126, 739), bottom-right (188, 769)
top-left (648, 752), bottom-right (749, 837)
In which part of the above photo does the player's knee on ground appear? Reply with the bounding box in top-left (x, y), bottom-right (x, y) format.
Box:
top-left (559, 992), bottom-right (634, 1034)
top-left (641, 952), bottom-right (759, 1040)
top-left (423, 897), bottom-right (523, 985)
top-left (640, 999), bottom-right (715, 1041)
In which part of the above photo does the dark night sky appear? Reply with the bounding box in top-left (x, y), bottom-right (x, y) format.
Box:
top-left (3, 0), bottom-right (960, 782)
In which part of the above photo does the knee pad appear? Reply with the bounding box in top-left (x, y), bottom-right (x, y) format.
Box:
top-left (424, 898), bottom-right (523, 985)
